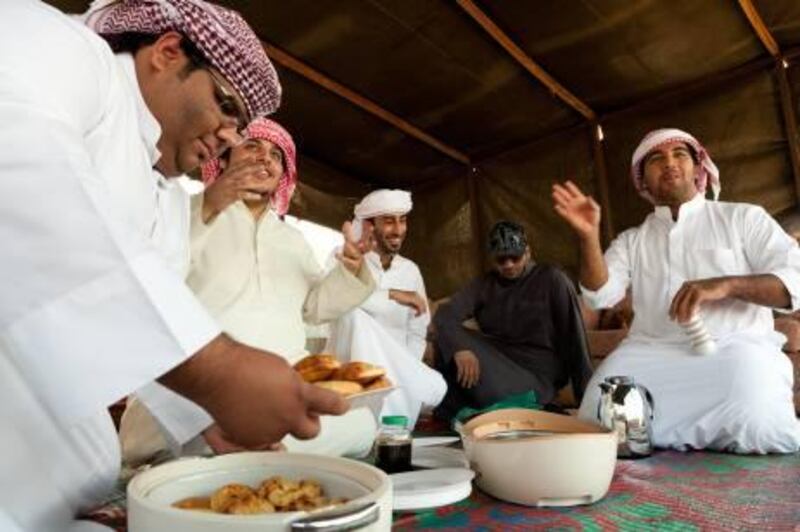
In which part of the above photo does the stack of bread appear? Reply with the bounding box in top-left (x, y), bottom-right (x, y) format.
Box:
top-left (293, 354), bottom-right (392, 396)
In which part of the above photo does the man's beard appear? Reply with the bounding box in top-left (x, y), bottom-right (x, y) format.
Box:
top-left (655, 183), bottom-right (694, 205)
top-left (652, 172), bottom-right (696, 205)
top-left (376, 234), bottom-right (403, 255)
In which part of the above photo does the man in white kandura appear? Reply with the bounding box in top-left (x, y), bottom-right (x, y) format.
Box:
top-left (121, 118), bottom-right (377, 461)
top-left (326, 190), bottom-right (447, 428)
top-left (553, 128), bottom-right (800, 454)
top-left (0, 2), bottom-right (345, 531)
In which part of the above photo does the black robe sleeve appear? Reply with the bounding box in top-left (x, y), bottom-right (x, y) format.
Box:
top-left (433, 277), bottom-right (484, 365)
top-left (549, 269), bottom-right (594, 401)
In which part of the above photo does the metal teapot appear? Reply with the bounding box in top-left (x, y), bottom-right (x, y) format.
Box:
top-left (597, 376), bottom-right (654, 458)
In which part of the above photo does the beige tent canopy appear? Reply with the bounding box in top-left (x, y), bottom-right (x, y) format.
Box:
top-left (51, 0), bottom-right (800, 298)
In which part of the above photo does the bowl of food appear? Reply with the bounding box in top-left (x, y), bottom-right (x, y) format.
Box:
top-left (459, 409), bottom-right (617, 507)
top-left (127, 452), bottom-right (392, 531)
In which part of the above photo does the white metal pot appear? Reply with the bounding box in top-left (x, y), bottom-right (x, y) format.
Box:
top-left (460, 409), bottom-right (617, 507)
top-left (127, 452), bottom-right (392, 531)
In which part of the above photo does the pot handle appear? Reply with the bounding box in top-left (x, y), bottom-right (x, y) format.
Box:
top-left (290, 502), bottom-right (380, 531)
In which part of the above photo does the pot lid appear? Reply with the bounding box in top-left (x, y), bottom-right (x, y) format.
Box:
top-left (391, 468), bottom-right (474, 511)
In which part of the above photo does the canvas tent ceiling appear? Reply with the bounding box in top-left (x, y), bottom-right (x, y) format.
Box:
top-left (47, 0), bottom-right (800, 298)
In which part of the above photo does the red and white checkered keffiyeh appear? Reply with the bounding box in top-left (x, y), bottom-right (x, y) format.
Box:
top-left (631, 128), bottom-right (720, 203)
top-left (201, 118), bottom-right (297, 215)
top-left (84, 0), bottom-right (281, 119)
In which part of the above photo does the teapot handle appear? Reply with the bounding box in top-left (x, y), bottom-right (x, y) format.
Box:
top-left (644, 388), bottom-right (655, 419)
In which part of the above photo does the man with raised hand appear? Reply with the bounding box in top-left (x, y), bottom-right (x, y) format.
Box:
top-left (326, 189), bottom-right (447, 429)
top-left (553, 128), bottom-right (800, 453)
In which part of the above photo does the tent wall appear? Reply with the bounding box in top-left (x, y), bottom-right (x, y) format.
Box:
top-left (403, 173), bottom-right (479, 299)
top-left (288, 156), bottom-right (369, 230)
top-left (472, 127), bottom-right (596, 280)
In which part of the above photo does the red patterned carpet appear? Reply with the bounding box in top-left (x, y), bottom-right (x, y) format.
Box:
top-left (393, 450), bottom-right (800, 531)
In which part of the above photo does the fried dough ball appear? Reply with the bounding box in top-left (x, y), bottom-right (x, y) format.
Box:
top-left (256, 476), bottom-right (281, 500)
top-left (266, 485), bottom-right (306, 508)
top-left (332, 361), bottom-right (385, 384)
top-left (259, 476), bottom-right (300, 494)
top-left (209, 483), bottom-right (256, 513)
top-left (228, 495), bottom-right (275, 515)
top-left (299, 479), bottom-right (322, 499)
top-left (258, 476), bottom-right (326, 510)
top-left (293, 354), bottom-right (341, 382)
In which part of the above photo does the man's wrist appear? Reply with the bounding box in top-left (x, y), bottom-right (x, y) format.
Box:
top-left (720, 276), bottom-right (738, 299)
top-left (201, 194), bottom-right (219, 224)
top-left (349, 259), bottom-right (363, 276)
top-left (159, 334), bottom-right (234, 414)
top-left (578, 230), bottom-right (601, 249)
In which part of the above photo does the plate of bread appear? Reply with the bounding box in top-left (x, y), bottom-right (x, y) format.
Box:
top-left (293, 355), bottom-right (396, 417)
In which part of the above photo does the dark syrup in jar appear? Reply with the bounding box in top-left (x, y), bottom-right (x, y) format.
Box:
top-left (375, 441), bottom-right (412, 473)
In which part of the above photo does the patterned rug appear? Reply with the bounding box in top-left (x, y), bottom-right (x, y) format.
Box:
top-left (392, 451), bottom-right (800, 531)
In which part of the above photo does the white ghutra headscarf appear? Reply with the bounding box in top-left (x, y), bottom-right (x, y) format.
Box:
top-left (351, 189), bottom-right (412, 240)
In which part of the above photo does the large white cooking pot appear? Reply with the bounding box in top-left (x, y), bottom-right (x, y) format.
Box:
top-left (128, 452), bottom-right (392, 531)
top-left (460, 409), bottom-right (617, 507)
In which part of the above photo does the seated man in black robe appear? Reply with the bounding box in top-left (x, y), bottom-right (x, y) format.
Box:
top-left (433, 221), bottom-right (593, 420)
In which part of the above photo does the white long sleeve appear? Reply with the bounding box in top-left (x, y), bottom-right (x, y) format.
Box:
top-left (302, 252), bottom-right (375, 325)
top-left (0, 79), bottom-right (218, 428)
top-left (406, 264), bottom-right (430, 360)
top-left (580, 228), bottom-right (634, 310)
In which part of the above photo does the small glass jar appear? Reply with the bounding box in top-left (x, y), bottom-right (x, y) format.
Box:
top-left (374, 415), bottom-right (412, 474)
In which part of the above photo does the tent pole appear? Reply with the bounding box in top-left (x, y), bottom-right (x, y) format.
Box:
top-left (589, 122), bottom-right (614, 245)
top-left (456, 0), bottom-right (595, 121)
top-left (738, 0), bottom-right (780, 57)
top-left (466, 169), bottom-right (485, 273)
top-left (776, 63), bottom-right (800, 204)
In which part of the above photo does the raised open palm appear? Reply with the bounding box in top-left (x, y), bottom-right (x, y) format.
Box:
top-left (552, 181), bottom-right (601, 238)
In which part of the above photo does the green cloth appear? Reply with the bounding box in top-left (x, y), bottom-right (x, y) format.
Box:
top-left (453, 390), bottom-right (540, 426)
